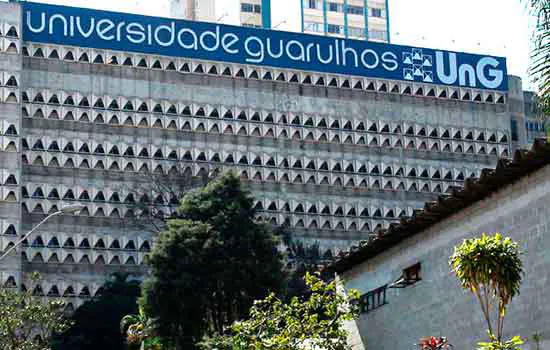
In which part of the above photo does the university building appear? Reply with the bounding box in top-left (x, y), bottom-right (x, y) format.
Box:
top-left (0, 1), bottom-right (522, 311)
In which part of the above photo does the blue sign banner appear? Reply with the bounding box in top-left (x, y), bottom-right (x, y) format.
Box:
top-left (21, 2), bottom-right (508, 91)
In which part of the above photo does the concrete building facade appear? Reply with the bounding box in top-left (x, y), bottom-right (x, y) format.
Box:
top-left (330, 140), bottom-right (550, 349)
top-left (0, 1), bottom-right (520, 311)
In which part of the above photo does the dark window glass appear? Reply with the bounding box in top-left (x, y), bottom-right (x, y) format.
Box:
top-left (241, 3), bottom-right (254, 12)
top-left (347, 5), bottom-right (364, 15)
top-left (328, 2), bottom-right (340, 12)
top-left (511, 119), bottom-right (518, 141)
top-left (254, 4), bottom-right (261, 13)
top-left (371, 8), bottom-right (383, 17)
top-left (327, 24), bottom-right (342, 34)
top-left (306, 0), bottom-right (319, 9)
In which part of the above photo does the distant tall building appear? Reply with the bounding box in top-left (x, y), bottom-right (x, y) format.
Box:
top-left (169, 0), bottom-right (216, 22)
top-left (169, 0), bottom-right (272, 29)
top-left (301, 0), bottom-right (390, 42)
top-left (168, 0), bottom-right (388, 41)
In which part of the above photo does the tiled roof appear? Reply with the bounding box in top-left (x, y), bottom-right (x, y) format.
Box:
top-left (326, 139), bottom-right (550, 274)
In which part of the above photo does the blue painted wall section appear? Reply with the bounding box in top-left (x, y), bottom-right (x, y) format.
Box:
top-left (261, 0), bottom-right (271, 29)
top-left (21, 1), bottom-right (508, 91)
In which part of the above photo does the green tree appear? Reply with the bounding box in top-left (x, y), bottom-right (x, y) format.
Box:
top-left (140, 172), bottom-right (284, 349)
top-left (199, 272), bottom-right (360, 350)
top-left (52, 273), bottom-right (141, 350)
top-left (449, 233), bottom-right (524, 350)
top-left (0, 272), bottom-right (71, 350)
top-left (528, 0), bottom-right (550, 121)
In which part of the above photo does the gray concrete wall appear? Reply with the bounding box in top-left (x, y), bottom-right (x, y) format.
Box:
top-left (0, 2), bottom-right (22, 286)
top-left (342, 163), bottom-right (550, 350)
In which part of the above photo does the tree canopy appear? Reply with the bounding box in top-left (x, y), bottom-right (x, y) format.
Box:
top-left (52, 273), bottom-right (141, 350)
top-left (140, 172), bottom-right (285, 348)
top-left (199, 272), bottom-right (360, 350)
top-left (450, 233), bottom-right (524, 349)
top-left (0, 273), bottom-right (71, 350)
top-left (528, 0), bottom-right (550, 120)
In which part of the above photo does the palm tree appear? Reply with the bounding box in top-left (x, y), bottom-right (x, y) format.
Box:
top-left (528, 0), bottom-right (550, 122)
top-left (121, 306), bottom-right (161, 350)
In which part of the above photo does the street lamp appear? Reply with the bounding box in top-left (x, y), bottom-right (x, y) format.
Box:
top-left (216, 12), bottom-right (228, 22)
top-left (273, 20), bottom-right (287, 29)
top-left (0, 204), bottom-right (85, 261)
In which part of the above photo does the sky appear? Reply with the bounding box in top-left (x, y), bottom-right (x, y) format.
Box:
top-left (16, 0), bottom-right (535, 90)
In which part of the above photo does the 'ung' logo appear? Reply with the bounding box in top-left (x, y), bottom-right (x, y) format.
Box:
top-left (402, 49), bottom-right (433, 83)
top-left (435, 52), bottom-right (504, 90)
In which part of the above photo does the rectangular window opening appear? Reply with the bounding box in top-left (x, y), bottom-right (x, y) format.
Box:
top-left (404, 263), bottom-right (422, 283)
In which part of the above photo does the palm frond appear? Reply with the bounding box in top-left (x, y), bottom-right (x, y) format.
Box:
top-left (528, 0), bottom-right (550, 120)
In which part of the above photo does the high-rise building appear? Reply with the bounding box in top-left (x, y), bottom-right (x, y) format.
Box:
top-left (301, 0), bottom-right (390, 42)
top-left (169, 0), bottom-right (388, 41)
top-left (169, 0), bottom-right (216, 22)
top-left (169, 0), bottom-right (272, 29)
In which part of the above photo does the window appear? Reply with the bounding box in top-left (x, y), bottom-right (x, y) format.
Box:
top-left (254, 4), bottom-right (262, 13)
top-left (327, 24), bottom-right (343, 34)
top-left (348, 26), bottom-right (365, 38)
top-left (241, 3), bottom-right (254, 12)
top-left (369, 30), bottom-right (387, 41)
top-left (357, 285), bottom-right (387, 313)
top-left (304, 0), bottom-right (321, 9)
top-left (404, 263), bottom-right (421, 283)
top-left (305, 21), bottom-right (323, 32)
top-left (371, 8), bottom-right (384, 17)
top-left (347, 5), bottom-right (364, 15)
top-left (328, 2), bottom-right (341, 12)
top-left (390, 263), bottom-right (422, 288)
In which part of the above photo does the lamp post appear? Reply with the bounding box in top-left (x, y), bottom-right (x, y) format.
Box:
top-left (273, 20), bottom-right (287, 29)
top-left (0, 204), bottom-right (85, 261)
top-left (216, 12), bottom-right (228, 22)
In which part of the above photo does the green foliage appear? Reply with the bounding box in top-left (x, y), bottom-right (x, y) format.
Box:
top-left (199, 272), bottom-right (360, 350)
top-left (0, 272), bottom-right (71, 350)
top-left (284, 240), bottom-right (333, 299)
top-left (532, 333), bottom-right (543, 350)
top-left (450, 233), bottom-right (523, 306)
top-left (450, 233), bottom-right (523, 344)
top-left (478, 335), bottom-right (524, 350)
top-left (141, 172), bottom-right (284, 348)
top-left (52, 273), bottom-right (140, 350)
top-left (121, 306), bottom-right (165, 350)
top-left (528, 0), bottom-right (550, 120)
